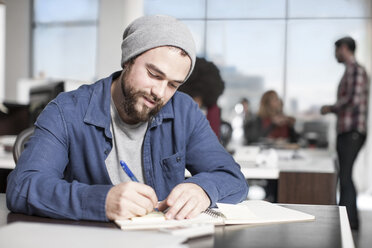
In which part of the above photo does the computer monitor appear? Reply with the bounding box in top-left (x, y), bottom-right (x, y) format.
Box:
top-left (29, 81), bottom-right (64, 123)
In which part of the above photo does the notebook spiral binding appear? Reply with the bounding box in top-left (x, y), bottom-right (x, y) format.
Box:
top-left (203, 208), bottom-right (226, 219)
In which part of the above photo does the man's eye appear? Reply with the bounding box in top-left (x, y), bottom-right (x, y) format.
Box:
top-left (169, 82), bottom-right (178, 89)
top-left (147, 70), bottom-right (161, 79)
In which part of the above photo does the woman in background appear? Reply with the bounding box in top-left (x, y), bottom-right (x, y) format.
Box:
top-left (244, 90), bottom-right (298, 145)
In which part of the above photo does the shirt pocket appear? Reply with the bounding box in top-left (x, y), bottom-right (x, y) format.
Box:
top-left (160, 151), bottom-right (186, 187)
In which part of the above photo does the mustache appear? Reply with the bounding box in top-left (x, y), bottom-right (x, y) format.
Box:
top-left (121, 81), bottom-right (161, 105)
top-left (137, 91), bottom-right (163, 107)
top-left (143, 93), bottom-right (159, 103)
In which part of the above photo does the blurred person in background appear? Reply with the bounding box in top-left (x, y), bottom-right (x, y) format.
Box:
top-left (321, 36), bottom-right (369, 231)
top-left (178, 57), bottom-right (225, 139)
top-left (241, 97), bottom-right (253, 126)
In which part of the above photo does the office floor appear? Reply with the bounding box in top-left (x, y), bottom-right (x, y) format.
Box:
top-left (353, 193), bottom-right (372, 248)
top-left (353, 210), bottom-right (372, 248)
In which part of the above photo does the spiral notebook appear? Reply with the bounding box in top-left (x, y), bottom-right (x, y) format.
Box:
top-left (115, 200), bottom-right (315, 230)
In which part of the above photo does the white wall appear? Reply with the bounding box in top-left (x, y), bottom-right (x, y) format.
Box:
top-left (354, 78), bottom-right (372, 195)
top-left (0, 2), bottom-right (5, 102)
top-left (96, 0), bottom-right (143, 79)
top-left (3, 0), bottom-right (31, 102)
top-left (354, 20), bottom-right (372, 195)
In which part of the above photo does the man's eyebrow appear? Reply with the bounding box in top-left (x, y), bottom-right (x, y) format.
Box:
top-left (146, 63), bottom-right (165, 76)
top-left (146, 63), bottom-right (184, 85)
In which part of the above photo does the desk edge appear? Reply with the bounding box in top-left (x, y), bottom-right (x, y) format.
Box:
top-left (339, 206), bottom-right (355, 248)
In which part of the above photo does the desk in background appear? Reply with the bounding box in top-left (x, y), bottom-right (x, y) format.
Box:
top-left (0, 136), bottom-right (16, 193)
top-left (0, 194), bottom-right (354, 248)
top-left (234, 147), bottom-right (338, 205)
top-left (0, 103), bottom-right (29, 136)
top-left (1, 142), bottom-right (337, 205)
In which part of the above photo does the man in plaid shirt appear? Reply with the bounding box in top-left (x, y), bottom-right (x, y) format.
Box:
top-left (321, 36), bottom-right (369, 231)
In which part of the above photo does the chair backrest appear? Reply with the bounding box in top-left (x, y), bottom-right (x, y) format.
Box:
top-left (13, 126), bottom-right (35, 164)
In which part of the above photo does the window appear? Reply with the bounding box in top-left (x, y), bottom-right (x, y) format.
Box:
top-left (206, 20), bottom-right (285, 113)
top-left (144, 0), bottom-right (372, 121)
top-left (143, 0), bottom-right (372, 152)
top-left (32, 0), bottom-right (99, 81)
top-left (286, 19), bottom-right (371, 114)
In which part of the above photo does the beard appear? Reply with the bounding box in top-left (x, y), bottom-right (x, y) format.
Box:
top-left (119, 70), bottom-right (164, 123)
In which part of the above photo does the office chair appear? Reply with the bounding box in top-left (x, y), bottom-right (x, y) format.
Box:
top-left (301, 120), bottom-right (329, 148)
top-left (13, 126), bottom-right (35, 164)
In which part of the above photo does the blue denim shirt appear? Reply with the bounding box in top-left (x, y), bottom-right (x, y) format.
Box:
top-left (7, 71), bottom-right (248, 221)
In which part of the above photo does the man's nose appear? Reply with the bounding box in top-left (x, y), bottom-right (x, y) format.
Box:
top-left (151, 80), bottom-right (167, 100)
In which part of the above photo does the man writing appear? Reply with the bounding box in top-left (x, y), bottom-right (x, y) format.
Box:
top-left (6, 15), bottom-right (248, 222)
top-left (321, 36), bottom-right (369, 230)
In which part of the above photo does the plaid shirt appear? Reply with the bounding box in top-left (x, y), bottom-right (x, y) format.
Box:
top-left (331, 60), bottom-right (369, 135)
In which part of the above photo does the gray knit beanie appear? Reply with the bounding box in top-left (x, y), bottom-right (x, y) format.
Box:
top-left (121, 15), bottom-right (196, 81)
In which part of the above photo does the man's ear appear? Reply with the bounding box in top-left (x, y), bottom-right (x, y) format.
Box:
top-left (122, 61), bottom-right (132, 72)
top-left (122, 57), bottom-right (136, 70)
top-left (122, 62), bottom-right (128, 69)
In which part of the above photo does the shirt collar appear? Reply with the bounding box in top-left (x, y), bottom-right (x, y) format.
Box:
top-left (148, 94), bottom-right (176, 128)
top-left (84, 71), bottom-right (121, 138)
top-left (345, 56), bottom-right (357, 67)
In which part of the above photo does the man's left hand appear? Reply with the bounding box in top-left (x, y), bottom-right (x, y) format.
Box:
top-left (157, 183), bottom-right (211, 220)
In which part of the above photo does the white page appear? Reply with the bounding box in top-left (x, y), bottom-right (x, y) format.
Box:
top-left (217, 202), bottom-right (257, 220)
top-left (219, 200), bottom-right (315, 225)
top-left (116, 200), bottom-right (315, 229)
top-left (116, 210), bottom-right (223, 230)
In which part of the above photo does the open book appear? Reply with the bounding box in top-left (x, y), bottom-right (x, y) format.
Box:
top-left (115, 200), bottom-right (315, 230)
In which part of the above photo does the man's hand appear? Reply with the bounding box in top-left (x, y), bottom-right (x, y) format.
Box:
top-left (105, 182), bottom-right (158, 220)
top-left (320, 105), bottom-right (332, 115)
top-left (157, 183), bottom-right (211, 220)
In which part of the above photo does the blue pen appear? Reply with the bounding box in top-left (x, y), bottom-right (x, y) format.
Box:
top-left (120, 160), bottom-right (139, 182)
top-left (120, 160), bottom-right (159, 212)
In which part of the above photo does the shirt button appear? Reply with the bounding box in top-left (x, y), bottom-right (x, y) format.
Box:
top-left (104, 150), bottom-right (109, 155)
top-left (176, 157), bottom-right (181, 162)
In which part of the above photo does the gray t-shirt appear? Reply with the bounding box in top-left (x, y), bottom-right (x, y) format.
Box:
top-left (105, 98), bottom-right (148, 185)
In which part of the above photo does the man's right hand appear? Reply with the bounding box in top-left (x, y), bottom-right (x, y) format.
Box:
top-left (320, 105), bottom-right (332, 115)
top-left (105, 182), bottom-right (158, 220)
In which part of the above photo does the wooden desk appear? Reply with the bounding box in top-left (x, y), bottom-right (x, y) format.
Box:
top-left (0, 194), bottom-right (354, 247)
top-left (234, 148), bottom-right (336, 179)
top-left (235, 148), bottom-right (338, 205)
